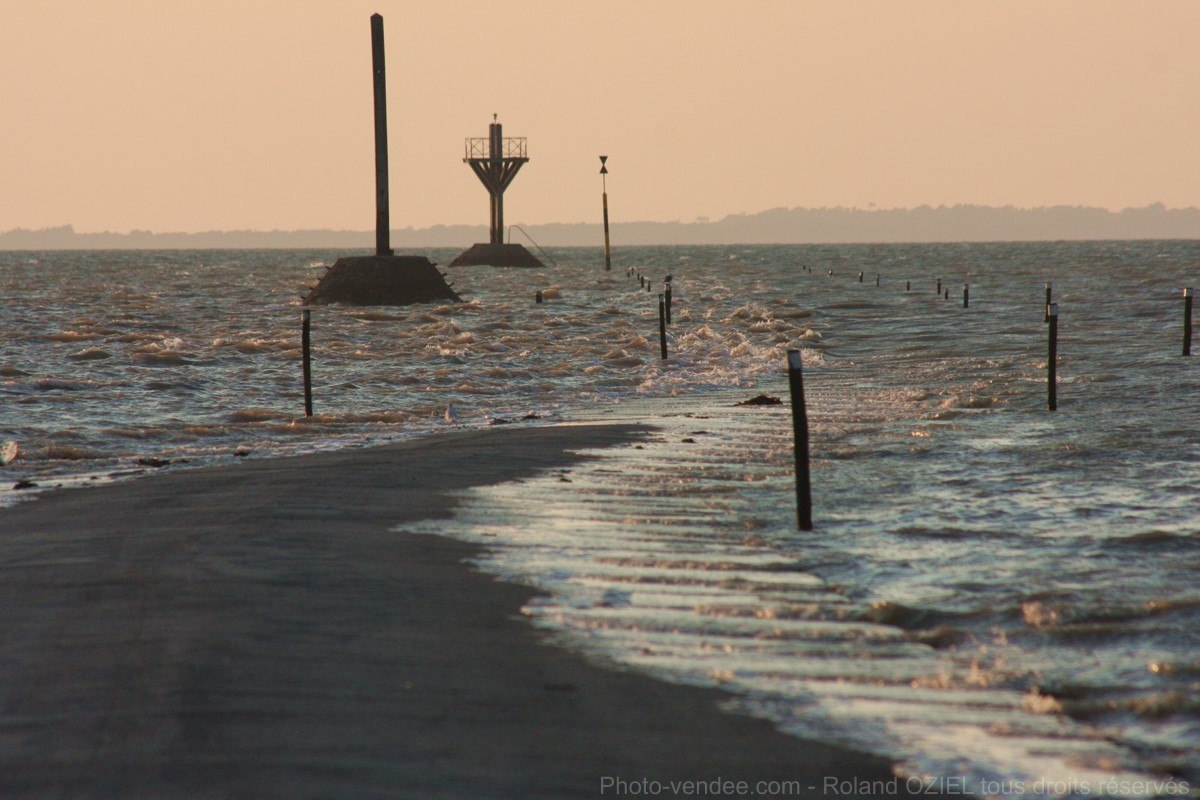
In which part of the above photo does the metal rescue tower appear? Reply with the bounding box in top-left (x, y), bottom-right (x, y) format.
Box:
top-left (448, 116), bottom-right (543, 267)
top-left (467, 116), bottom-right (528, 245)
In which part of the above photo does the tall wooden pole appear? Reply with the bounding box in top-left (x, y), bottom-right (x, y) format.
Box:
top-left (787, 350), bottom-right (813, 530)
top-left (1184, 288), bottom-right (1193, 357)
top-left (371, 14), bottom-right (391, 257)
top-left (600, 156), bottom-right (612, 271)
top-left (1047, 303), bottom-right (1058, 411)
top-left (302, 309), bottom-right (313, 417)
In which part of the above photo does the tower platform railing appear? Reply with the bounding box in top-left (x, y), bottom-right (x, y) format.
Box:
top-left (464, 137), bottom-right (528, 160)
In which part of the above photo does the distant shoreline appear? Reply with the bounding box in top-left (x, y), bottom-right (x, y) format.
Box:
top-left (4, 203), bottom-right (1200, 249)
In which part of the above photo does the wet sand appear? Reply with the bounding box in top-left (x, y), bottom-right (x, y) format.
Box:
top-left (0, 424), bottom-right (930, 799)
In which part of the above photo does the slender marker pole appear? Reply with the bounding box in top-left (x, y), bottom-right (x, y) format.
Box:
top-left (1184, 288), bottom-right (1193, 357)
top-left (876, 274), bottom-right (880, 286)
top-left (787, 350), bottom-right (813, 530)
top-left (906, 280), bottom-right (911, 292)
top-left (1045, 282), bottom-right (1052, 322)
top-left (301, 309), bottom-right (313, 417)
top-left (664, 279), bottom-right (673, 324)
top-left (1047, 303), bottom-right (1058, 411)
top-left (658, 293), bottom-right (668, 359)
top-left (600, 156), bottom-right (612, 271)
top-left (963, 284), bottom-right (970, 308)
top-left (370, 14), bottom-right (391, 257)
top-left (936, 278), bottom-right (942, 294)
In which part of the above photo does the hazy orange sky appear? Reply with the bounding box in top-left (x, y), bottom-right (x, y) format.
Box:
top-left (1, 0), bottom-right (1198, 233)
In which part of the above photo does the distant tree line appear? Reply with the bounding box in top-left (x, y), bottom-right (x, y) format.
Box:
top-left (3, 204), bottom-right (1200, 249)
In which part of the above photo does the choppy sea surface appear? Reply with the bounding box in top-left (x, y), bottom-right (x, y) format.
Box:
top-left (2, 243), bottom-right (1199, 797)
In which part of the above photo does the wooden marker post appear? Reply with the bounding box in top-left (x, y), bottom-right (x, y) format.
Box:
top-left (658, 294), bottom-right (668, 359)
top-left (370, 14), bottom-right (391, 257)
top-left (876, 274), bottom-right (880, 286)
top-left (1045, 282), bottom-right (1052, 323)
top-left (600, 156), bottom-right (612, 271)
top-left (787, 350), bottom-right (813, 530)
top-left (936, 278), bottom-right (942, 294)
top-left (1047, 303), bottom-right (1058, 411)
top-left (963, 284), bottom-right (970, 308)
top-left (535, 290), bottom-right (543, 304)
top-left (1184, 288), bottom-right (1194, 357)
top-left (906, 280), bottom-right (911, 292)
top-left (664, 279), bottom-right (673, 324)
top-left (301, 309), bottom-right (313, 417)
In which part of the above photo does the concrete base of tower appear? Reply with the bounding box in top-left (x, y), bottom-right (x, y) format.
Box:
top-left (447, 243), bottom-right (544, 268)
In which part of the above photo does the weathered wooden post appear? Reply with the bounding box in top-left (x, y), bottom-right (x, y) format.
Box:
top-left (963, 284), bottom-right (970, 308)
top-left (1047, 303), bottom-right (1058, 411)
top-left (936, 278), bottom-right (942, 295)
top-left (535, 290), bottom-right (543, 304)
top-left (370, 14), bottom-right (391, 257)
top-left (787, 350), bottom-right (813, 530)
top-left (1184, 288), bottom-right (1193, 357)
top-left (1045, 282), bottom-right (1052, 322)
top-left (658, 294), bottom-right (668, 359)
top-left (600, 156), bottom-right (612, 271)
top-left (301, 309), bottom-right (313, 417)
top-left (664, 278), bottom-right (673, 324)
top-left (906, 280), bottom-right (911, 291)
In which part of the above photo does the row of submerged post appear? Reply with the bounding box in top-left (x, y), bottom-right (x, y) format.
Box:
top-left (627, 266), bottom-right (674, 360)
top-left (785, 266), bottom-right (1199, 529)
top-left (299, 259), bottom-right (1196, 535)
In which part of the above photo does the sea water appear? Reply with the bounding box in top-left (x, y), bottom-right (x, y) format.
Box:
top-left (2, 243), bottom-right (1198, 796)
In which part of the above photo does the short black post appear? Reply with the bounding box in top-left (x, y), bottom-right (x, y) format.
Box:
top-left (944, 289), bottom-right (949, 300)
top-left (963, 284), bottom-right (969, 308)
top-left (1047, 303), bottom-right (1058, 411)
top-left (301, 309), bottom-right (313, 417)
top-left (639, 274), bottom-right (644, 288)
top-left (858, 271), bottom-right (864, 283)
top-left (1184, 288), bottom-right (1193, 357)
top-left (664, 280), bottom-right (673, 324)
top-left (906, 280), bottom-right (911, 291)
top-left (875, 274), bottom-right (880, 286)
top-left (787, 350), bottom-right (813, 531)
top-left (658, 294), bottom-right (668, 360)
top-left (936, 278), bottom-right (942, 294)
top-left (1044, 282), bottom-right (1052, 322)
top-left (535, 290), bottom-right (543, 304)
